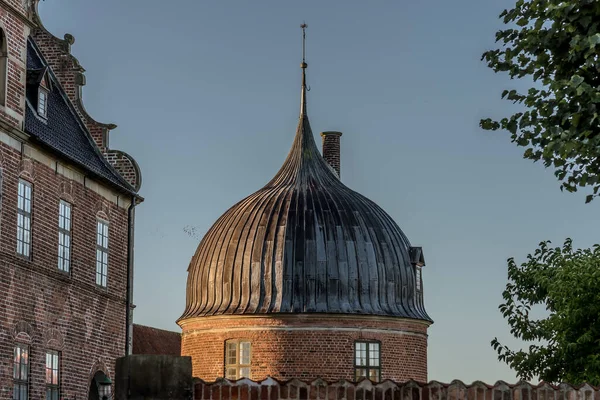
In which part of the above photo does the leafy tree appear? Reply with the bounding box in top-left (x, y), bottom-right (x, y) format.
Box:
top-left (491, 239), bottom-right (600, 385)
top-left (480, 0), bottom-right (600, 202)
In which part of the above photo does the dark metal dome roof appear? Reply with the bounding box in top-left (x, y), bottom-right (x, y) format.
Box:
top-left (180, 46), bottom-right (430, 322)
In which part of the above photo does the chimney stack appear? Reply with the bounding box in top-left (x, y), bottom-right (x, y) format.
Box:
top-left (320, 131), bottom-right (343, 178)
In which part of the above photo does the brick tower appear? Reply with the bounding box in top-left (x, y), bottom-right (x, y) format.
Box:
top-left (178, 25), bottom-right (430, 383)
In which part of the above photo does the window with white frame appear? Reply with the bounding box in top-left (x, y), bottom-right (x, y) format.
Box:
top-left (416, 266), bottom-right (422, 292)
top-left (354, 341), bottom-right (381, 382)
top-left (38, 88), bottom-right (48, 118)
top-left (96, 219), bottom-right (109, 287)
top-left (225, 340), bottom-right (251, 380)
top-left (17, 180), bottom-right (32, 258)
top-left (58, 200), bottom-right (71, 273)
top-left (45, 351), bottom-right (59, 400)
top-left (13, 344), bottom-right (29, 400)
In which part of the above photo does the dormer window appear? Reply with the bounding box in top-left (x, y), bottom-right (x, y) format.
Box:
top-left (26, 66), bottom-right (52, 119)
top-left (38, 88), bottom-right (48, 118)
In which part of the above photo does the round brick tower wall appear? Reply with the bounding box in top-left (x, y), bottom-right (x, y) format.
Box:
top-left (179, 314), bottom-right (429, 382)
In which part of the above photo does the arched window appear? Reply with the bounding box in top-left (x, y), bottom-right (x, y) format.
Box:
top-left (0, 28), bottom-right (7, 107)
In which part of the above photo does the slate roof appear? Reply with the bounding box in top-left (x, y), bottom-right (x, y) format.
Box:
top-left (180, 66), bottom-right (430, 322)
top-left (132, 324), bottom-right (181, 356)
top-left (24, 38), bottom-right (136, 195)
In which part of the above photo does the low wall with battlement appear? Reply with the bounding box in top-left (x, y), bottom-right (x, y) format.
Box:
top-left (193, 378), bottom-right (600, 400)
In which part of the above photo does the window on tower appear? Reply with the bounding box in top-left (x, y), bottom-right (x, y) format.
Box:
top-left (416, 266), bottom-right (422, 292)
top-left (225, 340), bottom-right (251, 380)
top-left (354, 341), bottom-right (381, 382)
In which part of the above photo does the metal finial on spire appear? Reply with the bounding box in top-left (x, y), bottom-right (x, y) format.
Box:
top-left (300, 22), bottom-right (308, 116)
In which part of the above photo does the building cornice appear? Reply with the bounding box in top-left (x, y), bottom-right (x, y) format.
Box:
top-left (178, 313), bottom-right (432, 329)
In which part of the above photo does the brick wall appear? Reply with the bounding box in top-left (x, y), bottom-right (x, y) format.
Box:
top-left (180, 315), bottom-right (428, 383)
top-left (0, 140), bottom-right (130, 399)
top-left (0, 1), bottom-right (30, 128)
top-left (193, 379), bottom-right (600, 400)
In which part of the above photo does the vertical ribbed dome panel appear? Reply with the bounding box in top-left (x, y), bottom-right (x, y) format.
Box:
top-left (179, 113), bottom-right (430, 322)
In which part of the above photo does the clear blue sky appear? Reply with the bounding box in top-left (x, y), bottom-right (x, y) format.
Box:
top-left (40, 0), bottom-right (599, 384)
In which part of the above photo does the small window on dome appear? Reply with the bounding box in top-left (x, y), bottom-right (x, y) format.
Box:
top-left (416, 266), bottom-right (422, 292)
top-left (354, 341), bottom-right (381, 382)
top-left (225, 340), bottom-right (251, 380)
top-left (38, 88), bottom-right (48, 118)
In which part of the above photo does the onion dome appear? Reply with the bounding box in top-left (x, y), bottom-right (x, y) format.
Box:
top-left (180, 27), bottom-right (430, 322)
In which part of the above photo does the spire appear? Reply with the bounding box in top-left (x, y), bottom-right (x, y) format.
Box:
top-left (300, 23), bottom-right (308, 116)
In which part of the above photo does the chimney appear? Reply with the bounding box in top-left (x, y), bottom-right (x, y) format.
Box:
top-left (320, 131), bottom-right (343, 177)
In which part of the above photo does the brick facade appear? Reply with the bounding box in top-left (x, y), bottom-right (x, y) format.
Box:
top-left (0, 1), bottom-right (142, 399)
top-left (0, 139), bottom-right (131, 399)
top-left (180, 315), bottom-right (429, 383)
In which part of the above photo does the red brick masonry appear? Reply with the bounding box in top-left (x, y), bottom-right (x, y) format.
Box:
top-left (194, 378), bottom-right (600, 400)
top-left (180, 315), bottom-right (429, 383)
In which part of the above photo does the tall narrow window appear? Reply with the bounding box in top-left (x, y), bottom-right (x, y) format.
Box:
top-left (45, 351), bottom-right (59, 400)
top-left (58, 200), bottom-right (71, 273)
top-left (416, 266), bottom-right (422, 291)
top-left (354, 341), bottom-right (381, 382)
top-left (0, 29), bottom-right (7, 107)
top-left (38, 88), bottom-right (48, 118)
top-left (13, 344), bottom-right (29, 400)
top-left (225, 340), bottom-right (251, 380)
top-left (17, 180), bottom-right (32, 258)
top-left (96, 219), bottom-right (109, 287)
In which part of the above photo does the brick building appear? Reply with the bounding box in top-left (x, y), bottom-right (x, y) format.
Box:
top-left (177, 27), bottom-right (431, 383)
top-left (0, 1), bottom-right (142, 400)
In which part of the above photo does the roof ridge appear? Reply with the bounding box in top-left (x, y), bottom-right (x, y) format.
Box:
top-left (133, 324), bottom-right (181, 334)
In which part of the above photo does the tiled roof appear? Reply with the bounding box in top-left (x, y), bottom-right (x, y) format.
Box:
top-left (24, 38), bottom-right (136, 195)
top-left (132, 324), bottom-right (181, 356)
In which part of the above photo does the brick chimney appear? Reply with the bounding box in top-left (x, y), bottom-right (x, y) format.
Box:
top-left (320, 131), bottom-right (343, 177)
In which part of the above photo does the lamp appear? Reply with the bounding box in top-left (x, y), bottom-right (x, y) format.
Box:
top-left (97, 375), bottom-right (112, 400)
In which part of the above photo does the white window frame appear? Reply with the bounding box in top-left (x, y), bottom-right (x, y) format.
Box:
top-left (416, 266), bottom-right (422, 292)
top-left (13, 344), bottom-right (29, 400)
top-left (58, 200), bottom-right (71, 273)
top-left (354, 341), bottom-right (381, 382)
top-left (225, 340), bottom-right (251, 380)
top-left (17, 180), bottom-right (32, 258)
top-left (96, 219), bottom-right (109, 287)
top-left (45, 351), bottom-right (60, 400)
top-left (38, 88), bottom-right (48, 118)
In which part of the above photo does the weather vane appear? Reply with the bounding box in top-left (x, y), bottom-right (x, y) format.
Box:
top-left (301, 22), bottom-right (308, 66)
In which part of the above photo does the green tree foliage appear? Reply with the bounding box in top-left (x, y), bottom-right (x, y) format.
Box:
top-left (492, 239), bottom-right (600, 384)
top-left (480, 1), bottom-right (600, 202)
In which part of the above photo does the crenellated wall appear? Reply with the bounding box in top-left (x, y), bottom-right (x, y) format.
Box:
top-left (193, 378), bottom-right (600, 400)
